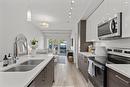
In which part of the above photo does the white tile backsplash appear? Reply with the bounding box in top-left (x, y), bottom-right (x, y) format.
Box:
top-left (95, 38), bottom-right (130, 48)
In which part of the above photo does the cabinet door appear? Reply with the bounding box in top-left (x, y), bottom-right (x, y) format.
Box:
top-left (34, 69), bottom-right (45, 87)
top-left (34, 66), bottom-right (51, 87)
top-left (78, 54), bottom-right (88, 81)
top-left (78, 20), bottom-right (86, 52)
top-left (80, 20), bottom-right (86, 44)
top-left (27, 81), bottom-right (35, 87)
top-left (107, 68), bottom-right (130, 87)
top-left (78, 54), bottom-right (82, 70)
top-left (106, 0), bottom-right (122, 18)
top-left (80, 55), bottom-right (84, 74)
top-left (121, 0), bottom-right (130, 37)
top-left (28, 58), bottom-right (54, 87)
top-left (46, 59), bottom-right (54, 87)
top-left (86, 0), bottom-right (105, 42)
top-left (82, 56), bottom-right (88, 81)
top-left (51, 59), bottom-right (54, 83)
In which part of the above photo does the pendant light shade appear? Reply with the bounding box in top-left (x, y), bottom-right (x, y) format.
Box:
top-left (27, 10), bottom-right (32, 21)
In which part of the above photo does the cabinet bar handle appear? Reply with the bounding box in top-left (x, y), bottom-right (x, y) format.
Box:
top-left (115, 75), bottom-right (129, 84)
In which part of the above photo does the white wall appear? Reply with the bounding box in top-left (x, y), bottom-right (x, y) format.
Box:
top-left (66, 38), bottom-right (72, 50)
top-left (71, 24), bottom-right (79, 67)
top-left (0, 0), bottom-right (44, 59)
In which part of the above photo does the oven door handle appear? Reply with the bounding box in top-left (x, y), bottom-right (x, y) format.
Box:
top-left (107, 61), bottom-right (114, 64)
top-left (94, 62), bottom-right (105, 70)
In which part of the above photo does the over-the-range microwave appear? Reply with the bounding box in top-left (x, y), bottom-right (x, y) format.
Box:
top-left (98, 12), bottom-right (122, 39)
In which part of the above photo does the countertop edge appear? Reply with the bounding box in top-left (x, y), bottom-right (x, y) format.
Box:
top-left (106, 64), bottom-right (130, 79)
top-left (79, 52), bottom-right (96, 57)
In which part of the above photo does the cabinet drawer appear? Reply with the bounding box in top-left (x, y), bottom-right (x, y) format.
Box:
top-left (107, 68), bottom-right (130, 87)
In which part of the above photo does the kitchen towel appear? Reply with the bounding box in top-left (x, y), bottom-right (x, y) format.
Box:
top-left (88, 59), bottom-right (95, 77)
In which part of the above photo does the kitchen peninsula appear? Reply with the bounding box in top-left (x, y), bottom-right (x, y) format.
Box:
top-left (0, 54), bottom-right (54, 87)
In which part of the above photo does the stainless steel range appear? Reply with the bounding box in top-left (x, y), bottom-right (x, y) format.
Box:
top-left (88, 47), bottom-right (130, 87)
top-left (88, 57), bottom-right (106, 87)
top-left (107, 48), bottom-right (130, 64)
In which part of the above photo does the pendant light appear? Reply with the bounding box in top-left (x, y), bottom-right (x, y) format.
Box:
top-left (27, 0), bottom-right (32, 22)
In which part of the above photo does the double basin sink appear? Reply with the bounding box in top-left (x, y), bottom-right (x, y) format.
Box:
top-left (4, 59), bottom-right (44, 72)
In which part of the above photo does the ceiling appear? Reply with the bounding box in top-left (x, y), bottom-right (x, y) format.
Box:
top-left (29, 0), bottom-right (103, 39)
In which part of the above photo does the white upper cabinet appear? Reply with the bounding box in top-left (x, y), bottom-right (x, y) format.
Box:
top-left (121, 0), bottom-right (130, 37)
top-left (106, 0), bottom-right (130, 38)
top-left (86, 0), bottom-right (107, 42)
top-left (106, 0), bottom-right (122, 18)
top-left (86, 0), bottom-right (130, 41)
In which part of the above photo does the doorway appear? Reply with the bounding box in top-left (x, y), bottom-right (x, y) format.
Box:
top-left (59, 41), bottom-right (67, 56)
top-left (48, 39), bottom-right (67, 56)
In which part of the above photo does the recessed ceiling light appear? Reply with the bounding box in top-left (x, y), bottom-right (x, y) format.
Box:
top-left (69, 12), bottom-right (72, 15)
top-left (70, 7), bottom-right (73, 10)
top-left (69, 16), bottom-right (72, 18)
top-left (71, 0), bottom-right (75, 4)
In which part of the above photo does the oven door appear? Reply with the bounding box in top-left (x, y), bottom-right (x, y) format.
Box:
top-left (94, 62), bottom-right (106, 87)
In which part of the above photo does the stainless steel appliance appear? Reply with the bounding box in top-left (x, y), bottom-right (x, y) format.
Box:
top-left (88, 57), bottom-right (106, 87)
top-left (98, 12), bottom-right (122, 39)
top-left (107, 48), bottom-right (130, 64)
top-left (88, 47), bottom-right (130, 87)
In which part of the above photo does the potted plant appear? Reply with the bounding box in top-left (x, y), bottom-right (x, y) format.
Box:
top-left (30, 39), bottom-right (38, 56)
top-left (31, 39), bottom-right (38, 49)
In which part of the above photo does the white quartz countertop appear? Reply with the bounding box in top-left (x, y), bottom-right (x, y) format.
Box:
top-left (0, 54), bottom-right (54, 87)
top-left (79, 52), bottom-right (96, 57)
top-left (106, 64), bottom-right (130, 78)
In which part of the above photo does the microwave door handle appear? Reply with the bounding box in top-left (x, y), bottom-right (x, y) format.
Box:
top-left (109, 19), bottom-right (116, 34)
top-left (109, 20), bottom-right (113, 33)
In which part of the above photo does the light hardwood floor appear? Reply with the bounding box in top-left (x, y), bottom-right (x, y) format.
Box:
top-left (52, 56), bottom-right (88, 87)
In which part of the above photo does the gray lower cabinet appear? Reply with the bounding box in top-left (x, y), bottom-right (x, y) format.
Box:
top-left (28, 58), bottom-right (54, 87)
top-left (107, 68), bottom-right (130, 87)
top-left (78, 53), bottom-right (88, 81)
top-left (28, 81), bottom-right (35, 87)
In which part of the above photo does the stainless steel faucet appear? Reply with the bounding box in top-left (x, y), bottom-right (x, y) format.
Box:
top-left (13, 34), bottom-right (28, 58)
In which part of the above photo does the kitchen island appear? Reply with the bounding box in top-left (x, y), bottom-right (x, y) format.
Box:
top-left (0, 54), bottom-right (54, 87)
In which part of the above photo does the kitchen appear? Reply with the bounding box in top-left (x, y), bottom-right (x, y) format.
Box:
top-left (0, 0), bottom-right (130, 87)
top-left (76, 0), bottom-right (130, 87)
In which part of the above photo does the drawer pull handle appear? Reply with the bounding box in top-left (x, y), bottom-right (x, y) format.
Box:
top-left (115, 75), bottom-right (129, 84)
